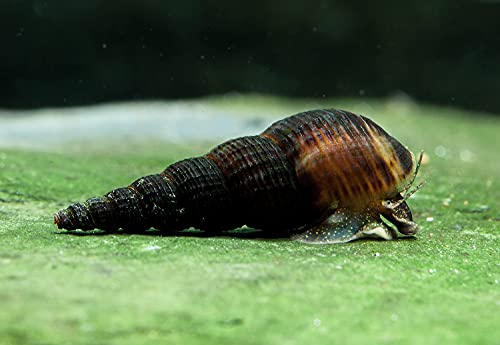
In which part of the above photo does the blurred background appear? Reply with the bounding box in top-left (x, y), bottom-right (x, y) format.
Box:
top-left (1, 0), bottom-right (499, 113)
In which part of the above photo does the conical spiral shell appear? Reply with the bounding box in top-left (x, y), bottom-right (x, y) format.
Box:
top-left (54, 109), bottom-right (416, 236)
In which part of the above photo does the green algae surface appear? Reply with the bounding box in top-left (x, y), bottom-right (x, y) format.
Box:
top-left (0, 96), bottom-right (498, 345)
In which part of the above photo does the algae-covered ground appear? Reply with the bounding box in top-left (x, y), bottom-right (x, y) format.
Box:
top-left (0, 96), bottom-right (498, 345)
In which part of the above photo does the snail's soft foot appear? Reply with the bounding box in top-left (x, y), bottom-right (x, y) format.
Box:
top-left (360, 223), bottom-right (397, 241)
top-left (292, 209), bottom-right (397, 244)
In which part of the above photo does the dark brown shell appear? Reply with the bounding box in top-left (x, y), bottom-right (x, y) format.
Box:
top-left (263, 109), bottom-right (414, 209)
top-left (54, 109), bottom-right (420, 244)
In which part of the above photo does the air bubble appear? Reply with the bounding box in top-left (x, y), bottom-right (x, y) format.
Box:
top-left (434, 145), bottom-right (447, 158)
top-left (459, 149), bottom-right (474, 162)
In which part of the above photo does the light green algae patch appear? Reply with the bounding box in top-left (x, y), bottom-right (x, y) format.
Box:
top-left (0, 96), bottom-right (498, 345)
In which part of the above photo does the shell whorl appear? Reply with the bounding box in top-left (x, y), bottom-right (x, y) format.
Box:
top-left (207, 135), bottom-right (309, 230)
top-left (263, 109), bottom-right (414, 208)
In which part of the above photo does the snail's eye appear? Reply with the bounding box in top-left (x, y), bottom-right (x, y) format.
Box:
top-left (382, 200), bottom-right (392, 208)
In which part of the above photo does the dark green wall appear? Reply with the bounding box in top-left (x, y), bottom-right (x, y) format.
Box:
top-left (1, 1), bottom-right (499, 113)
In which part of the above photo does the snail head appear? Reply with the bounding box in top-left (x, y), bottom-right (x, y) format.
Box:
top-left (380, 151), bottom-right (425, 236)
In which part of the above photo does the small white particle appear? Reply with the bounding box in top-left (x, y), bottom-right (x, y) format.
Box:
top-left (429, 268), bottom-right (436, 274)
top-left (143, 245), bottom-right (161, 251)
top-left (442, 198), bottom-right (451, 206)
top-left (336, 265), bottom-right (342, 270)
top-left (459, 149), bottom-right (474, 162)
top-left (313, 319), bottom-right (321, 327)
top-left (434, 145), bottom-right (447, 158)
top-left (495, 279), bottom-right (499, 284)
top-left (426, 217), bottom-right (434, 222)
top-left (102, 43), bottom-right (107, 49)
top-left (374, 252), bottom-right (380, 257)
top-left (454, 269), bottom-right (459, 274)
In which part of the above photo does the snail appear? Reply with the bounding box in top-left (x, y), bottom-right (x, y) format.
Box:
top-left (54, 109), bottom-right (424, 244)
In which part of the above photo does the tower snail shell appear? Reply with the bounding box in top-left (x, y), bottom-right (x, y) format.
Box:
top-left (54, 109), bottom-right (424, 244)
